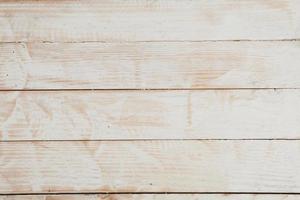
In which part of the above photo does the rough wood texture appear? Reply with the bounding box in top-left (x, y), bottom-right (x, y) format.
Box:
top-left (1, 90), bottom-right (300, 140)
top-left (1, 41), bottom-right (300, 89)
top-left (1, 140), bottom-right (300, 194)
top-left (2, 194), bottom-right (300, 200)
top-left (1, 0), bottom-right (300, 197)
top-left (0, 0), bottom-right (299, 42)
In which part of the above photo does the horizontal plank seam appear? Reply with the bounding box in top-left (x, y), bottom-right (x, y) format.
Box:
top-left (1, 88), bottom-right (300, 92)
top-left (1, 39), bottom-right (300, 44)
top-left (2, 192), bottom-right (300, 196)
top-left (1, 139), bottom-right (300, 143)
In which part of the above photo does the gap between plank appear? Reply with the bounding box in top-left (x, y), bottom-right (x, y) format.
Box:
top-left (1, 39), bottom-right (300, 44)
top-left (1, 138), bottom-right (300, 143)
top-left (1, 88), bottom-right (300, 92)
top-left (2, 192), bottom-right (300, 196)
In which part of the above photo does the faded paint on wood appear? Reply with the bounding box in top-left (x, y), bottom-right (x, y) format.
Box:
top-left (1, 42), bottom-right (300, 89)
top-left (0, 0), bottom-right (299, 42)
top-left (1, 90), bottom-right (300, 140)
top-left (1, 140), bottom-right (300, 193)
top-left (1, 0), bottom-right (300, 196)
top-left (1, 194), bottom-right (300, 200)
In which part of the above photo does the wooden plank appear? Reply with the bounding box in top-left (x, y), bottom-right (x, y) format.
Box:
top-left (1, 140), bottom-right (300, 193)
top-left (0, 0), bottom-right (299, 42)
top-left (2, 42), bottom-right (300, 90)
top-left (1, 90), bottom-right (300, 140)
top-left (2, 194), bottom-right (300, 200)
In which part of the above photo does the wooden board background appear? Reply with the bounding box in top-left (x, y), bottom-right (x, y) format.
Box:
top-left (1, 42), bottom-right (300, 89)
top-left (1, 0), bottom-right (300, 199)
top-left (0, 0), bottom-right (300, 42)
top-left (1, 140), bottom-right (300, 194)
top-left (1, 90), bottom-right (300, 140)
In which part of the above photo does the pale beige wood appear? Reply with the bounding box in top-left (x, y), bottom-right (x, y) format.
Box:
top-left (2, 194), bottom-right (300, 200)
top-left (1, 90), bottom-right (300, 140)
top-left (1, 140), bottom-right (300, 193)
top-left (2, 42), bottom-right (300, 89)
top-left (0, 0), bottom-right (299, 42)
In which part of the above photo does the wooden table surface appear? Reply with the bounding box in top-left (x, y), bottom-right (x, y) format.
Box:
top-left (1, 0), bottom-right (300, 199)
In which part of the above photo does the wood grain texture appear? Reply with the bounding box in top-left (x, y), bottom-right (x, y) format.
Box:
top-left (2, 194), bottom-right (300, 200)
top-left (0, 0), bottom-right (299, 42)
top-left (2, 0), bottom-right (299, 197)
top-left (1, 41), bottom-right (300, 89)
top-left (1, 89), bottom-right (300, 140)
top-left (1, 140), bottom-right (300, 194)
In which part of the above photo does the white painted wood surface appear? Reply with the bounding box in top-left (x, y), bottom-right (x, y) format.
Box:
top-left (0, 0), bottom-right (299, 42)
top-left (1, 90), bottom-right (300, 140)
top-left (1, 42), bottom-right (300, 89)
top-left (1, 0), bottom-right (300, 197)
top-left (2, 194), bottom-right (300, 200)
top-left (1, 140), bottom-right (300, 194)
